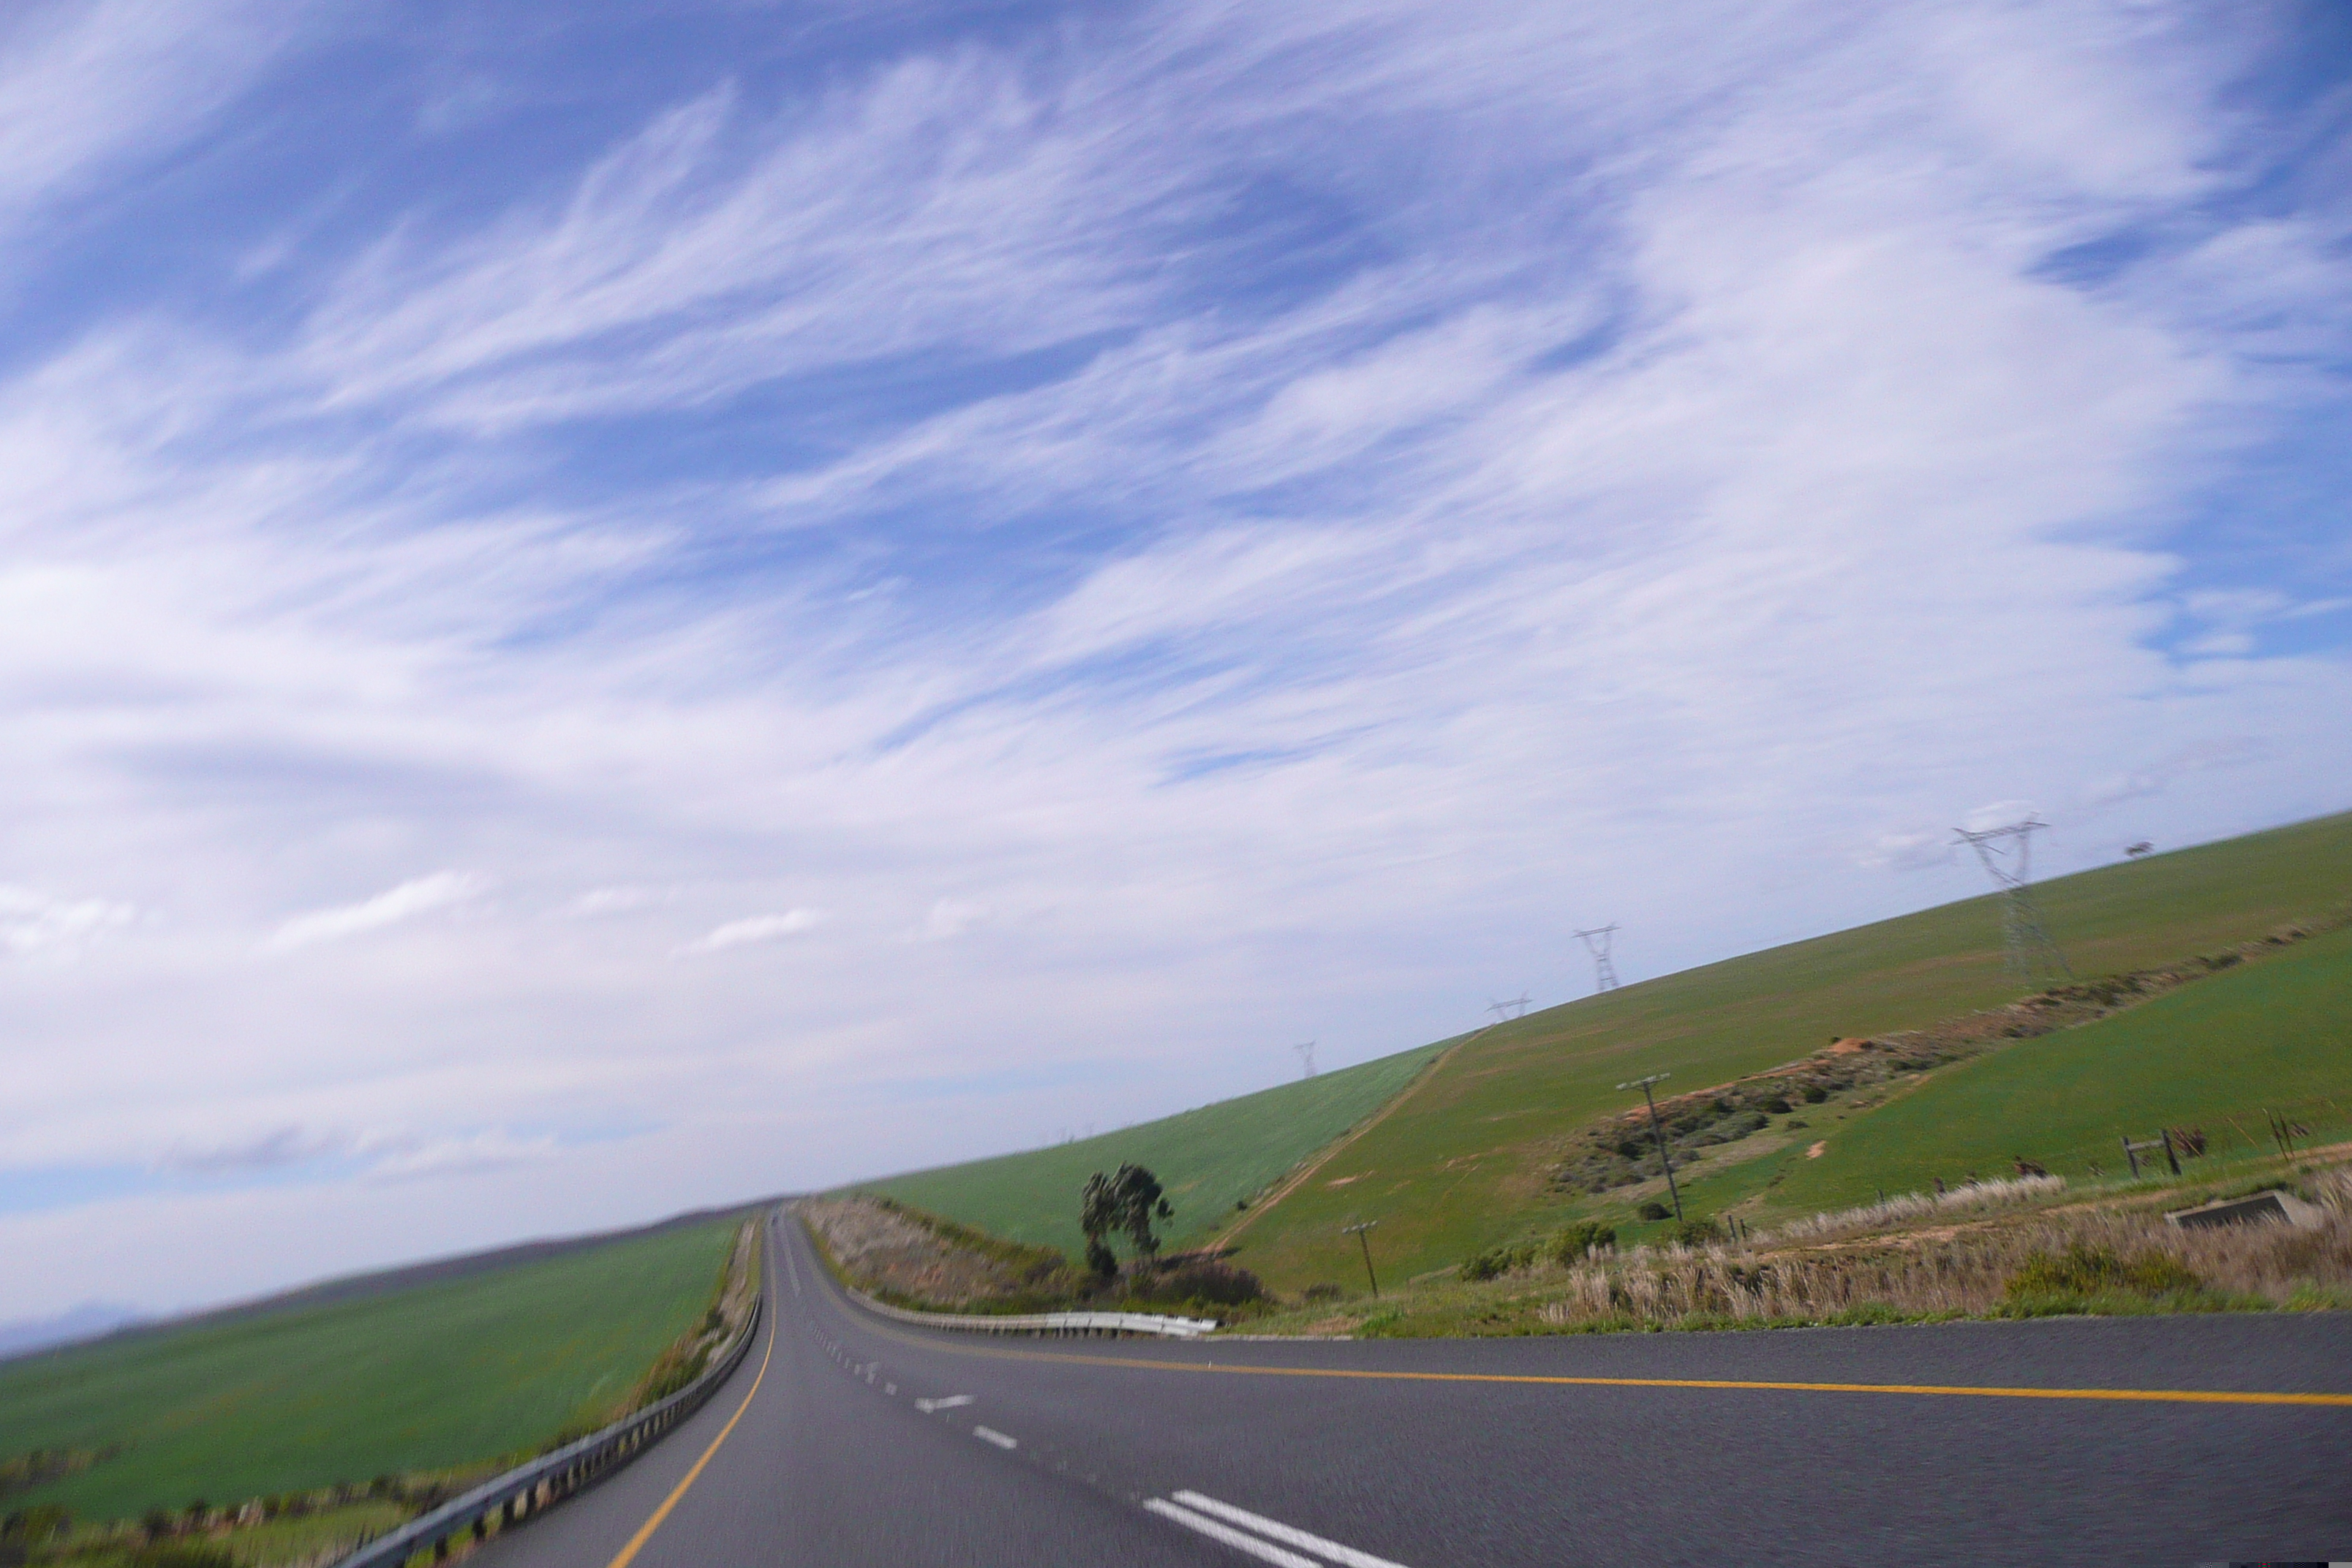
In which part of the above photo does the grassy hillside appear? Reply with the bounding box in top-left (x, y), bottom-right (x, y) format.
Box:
top-left (853, 810), bottom-right (2352, 1293)
top-left (861, 1037), bottom-right (1455, 1259)
top-left (1233, 810), bottom-right (2352, 1290)
top-left (1759, 921), bottom-right (2352, 1216)
top-left (0, 1215), bottom-right (742, 1522)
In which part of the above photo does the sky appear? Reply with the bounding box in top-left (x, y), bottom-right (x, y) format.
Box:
top-left (1, 0), bottom-right (2348, 1325)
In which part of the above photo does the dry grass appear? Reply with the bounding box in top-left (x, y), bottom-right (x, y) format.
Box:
top-left (1764, 1173), bottom-right (2068, 1243)
top-left (1535, 1166), bottom-right (2352, 1329)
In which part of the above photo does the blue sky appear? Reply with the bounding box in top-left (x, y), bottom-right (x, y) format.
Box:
top-left (2, 0), bottom-right (2348, 1321)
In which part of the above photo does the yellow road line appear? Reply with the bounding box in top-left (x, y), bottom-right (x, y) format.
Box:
top-left (826, 1284), bottom-right (2352, 1409)
top-left (604, 1280), bottom-right (780, 1568)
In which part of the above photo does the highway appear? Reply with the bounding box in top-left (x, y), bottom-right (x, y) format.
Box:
top-left (475, 1209), bottom-right (2351, 1566)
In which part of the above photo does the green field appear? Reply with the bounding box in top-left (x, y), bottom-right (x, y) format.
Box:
top-left (1759, 921), bottom-right (2352, 1215)
top-left (862, 1038), bottom-right (1454, 1259)
top-left (0, 1216), bottom-right (742, 1522)
top-left (856, 810), bottom-right (2352, 1292)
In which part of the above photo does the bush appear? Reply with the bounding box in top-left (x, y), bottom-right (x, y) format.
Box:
top-left (1801, 1083), bottom-right (1828, 1104)
top-left (1456, 1240), bottom-right (1539, 1282)
top-left (1669, 1218), bottom-right (1720, 1247)
top-left (1547, 1221), bottom-right (1616, 1264)
top-left (1637, 1202), bottom-right (1672, 1222)
top-left (1761, 1096), bottom-right (1792, 1115)
top-left (2005, 1244), bottom-right (2202, 1300)
top-left (1134, 1259), bottom-right (1264, 1307)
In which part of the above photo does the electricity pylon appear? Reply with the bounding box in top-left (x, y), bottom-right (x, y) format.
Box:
top-left (1954, 817), bottom-right (2072, 981)
top-left (1574, 925), bottom-right (1620, 992)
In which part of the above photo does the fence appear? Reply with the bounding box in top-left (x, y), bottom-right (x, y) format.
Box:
top-left (323, 1295), bottom-right (764, 1568)
top-left (851, 1292), bottom-right (1216, 1340)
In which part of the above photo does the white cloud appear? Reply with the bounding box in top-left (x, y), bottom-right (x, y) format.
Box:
top-left (263, 872), bottom-right (488, 954)
top-left (363, 1128), bottom-right (561, 1183)
top-left (675, 909), bottom-right (829, 955)
top-left (158, 1125), bottom-right (342, 1175)
top-left (1859, 832), bottom-right (1950, 874)
top-left (559, 886), bottom-right (667, 919)
top-left (0, 883), bottom-right (137, 960)
top-left (917, 899), bottom-right (990, 940)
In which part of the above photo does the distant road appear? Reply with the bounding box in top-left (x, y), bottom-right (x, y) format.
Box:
top-left (475, 1212), bottom-right (2350, 1567)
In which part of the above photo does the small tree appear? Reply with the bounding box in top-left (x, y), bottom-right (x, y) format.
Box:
top-left (1079, 1164), bottom-right (1175, 1278)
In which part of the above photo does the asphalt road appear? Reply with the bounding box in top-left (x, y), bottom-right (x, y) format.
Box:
top-left (473, 1210), bottom-right (2351, 1567)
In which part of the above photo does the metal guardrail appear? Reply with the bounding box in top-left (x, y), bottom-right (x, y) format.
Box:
top-left (325, 1294), bottom-right (764, 1568)
top-left (851, 1292), bottom-right (1217, 1340)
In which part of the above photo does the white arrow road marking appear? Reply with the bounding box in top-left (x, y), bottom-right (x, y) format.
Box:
top-left (913, 1395), bottom-right (975, 1414)
top-left (1153, 1492), bottom-right (1416, 1568)
top-left (972, 1426), bottom-right (1018, 1450)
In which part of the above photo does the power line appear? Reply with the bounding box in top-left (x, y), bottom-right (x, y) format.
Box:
top-left (1573, 925), bottom-right (1620, 992)
top-left (1953, 817), bottom-right (2073, 981)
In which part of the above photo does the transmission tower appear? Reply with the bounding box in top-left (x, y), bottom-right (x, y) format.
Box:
top-left (1954, 818), bottom-right (2072, 981)
top-left (1573, 925), bottom-right (1620, 993)
top-left (1486, 994), bottom-right (1532, 1025)
top-left (1292, 1041), bottom-right (1317, 1079)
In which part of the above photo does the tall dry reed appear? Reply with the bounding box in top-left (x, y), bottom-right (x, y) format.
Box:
top-left (1537, 1169), bottom-right (2351, 1328)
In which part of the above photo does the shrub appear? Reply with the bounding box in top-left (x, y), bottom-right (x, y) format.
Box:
top-left (1135, 1259), bottom-right (1264, 1307)
top-left (1801, 1083), bottom-right (1828, 1104)
top-left (1670, 1218), bottom-right (1721, 1247)
top-left (1547, 1221), bottom-right (1616, 1264)
top-left (1456, 1241), bottom-right (1538, 1282)
top-left (1637, 1202), bottom-right (1672, 1221)
top-left (2005, 1244), bottom-right (2202, 1300)
top-left (1761, 1096), bottom-right (1792, 1115)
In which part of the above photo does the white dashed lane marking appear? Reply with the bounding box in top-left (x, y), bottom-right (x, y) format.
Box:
top-left (972, 1426), bottom-right (1018, 1450)
top-left (1147, 1491), bottom-right (1414, 1568)
top-left (914, 1394), bottom-right (975, 1414)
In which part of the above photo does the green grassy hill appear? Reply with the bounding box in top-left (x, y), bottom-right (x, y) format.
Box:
top-left (0, 1214), bottom-right (745, 1522)
top-left (1759, 920), bottom-right (2352, 1217)
top-left (861, 1038), bottom-right (1455, 1259)
top-left (856, 810), bottom-right (2352, 1292)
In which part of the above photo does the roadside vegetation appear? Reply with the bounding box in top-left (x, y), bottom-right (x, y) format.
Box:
top-left (1, 1218), bottom-right (762, 1568)
top-left (1237, 1159), bottom-right (2352, 1339)
top-left (802, 1189), bottom-right (1270, 1322)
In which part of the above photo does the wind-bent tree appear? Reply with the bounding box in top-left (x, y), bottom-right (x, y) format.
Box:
top-left (1079, 1163), bottom-right (1174, 1278)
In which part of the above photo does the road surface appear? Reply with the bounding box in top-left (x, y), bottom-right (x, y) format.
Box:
top-left (473, 1208), bottom-right (2351, 1567)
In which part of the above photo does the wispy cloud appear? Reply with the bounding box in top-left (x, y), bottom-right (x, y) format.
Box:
top-left (0, 884), bottom-right (137, 960)
top-left (158, 1124), bottom-right (342, 1175)
top-left (675, 910), bottom-right (829, 955)
top-left (263, 872), bottom-right (488, 954)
